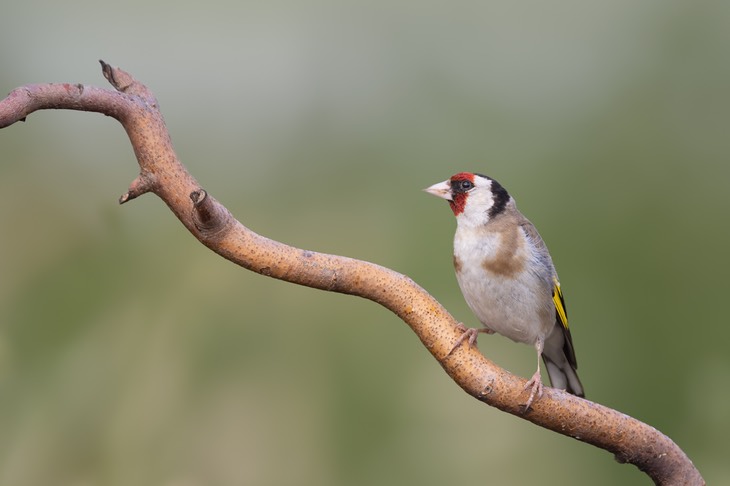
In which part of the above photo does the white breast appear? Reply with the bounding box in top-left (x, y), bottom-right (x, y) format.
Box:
top-left (453, 225), bottom-right (554, 345)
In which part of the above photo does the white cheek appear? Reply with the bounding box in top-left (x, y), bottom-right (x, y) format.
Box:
top-left (458, 191), bottom-right (495, 228)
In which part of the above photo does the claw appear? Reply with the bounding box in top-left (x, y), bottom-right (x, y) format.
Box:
top-left (522, 370), bottom-right (544, 410)
top-left (446, 324), bottom-right (492, 357)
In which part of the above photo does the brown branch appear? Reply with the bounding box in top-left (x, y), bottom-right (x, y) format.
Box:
top-left (0, 61), bottom-right (704, 486)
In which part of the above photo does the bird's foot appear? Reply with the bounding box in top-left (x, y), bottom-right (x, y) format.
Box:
top-left (446, 324), bottom-right (492, 357)
top-left (522, 370), bottom-right (544, 411)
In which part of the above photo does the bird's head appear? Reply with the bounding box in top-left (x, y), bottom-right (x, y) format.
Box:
top-left (425, 172), bottom-right (511, 226)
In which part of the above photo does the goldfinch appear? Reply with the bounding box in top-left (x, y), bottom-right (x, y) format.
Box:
top-left (425, 172), bottom-right (584, 408)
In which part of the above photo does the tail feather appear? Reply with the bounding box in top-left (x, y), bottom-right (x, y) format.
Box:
top-left (544, 358), bottom-right (584, 397)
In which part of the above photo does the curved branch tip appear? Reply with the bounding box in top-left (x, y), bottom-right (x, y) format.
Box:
top-left (100, 60), bottom-right (131, 93)
top-left (119, 174), bottom-right (155, 205)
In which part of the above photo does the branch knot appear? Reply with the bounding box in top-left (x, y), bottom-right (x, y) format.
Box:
top-left (190, 189), bottom-right (233, 239)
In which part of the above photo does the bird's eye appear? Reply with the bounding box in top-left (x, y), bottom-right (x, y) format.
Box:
top-left (458, 180), bottom-right (474, 191)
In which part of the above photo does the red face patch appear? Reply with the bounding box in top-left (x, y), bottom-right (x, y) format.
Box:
top-left (448, 172), bottom-right (475, 216)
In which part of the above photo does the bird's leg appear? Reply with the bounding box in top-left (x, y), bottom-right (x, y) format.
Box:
top-left (446, 324), bottom-right (494, 357)
top-left (523, 338), bottom-right (545, 410)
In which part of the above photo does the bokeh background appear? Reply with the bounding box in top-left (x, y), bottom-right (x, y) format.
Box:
top-left (1, 1), bottom-right (728, 484)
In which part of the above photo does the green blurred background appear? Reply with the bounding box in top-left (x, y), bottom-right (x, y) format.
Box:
top-left (1, 1), bottom-right (728, 484)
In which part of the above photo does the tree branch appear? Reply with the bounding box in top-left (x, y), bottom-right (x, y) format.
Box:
top-left (0, 61), bottom-right (704, 485)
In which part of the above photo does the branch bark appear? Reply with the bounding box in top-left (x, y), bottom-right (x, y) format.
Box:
top-left (0, 61), bottom-right (704, 485)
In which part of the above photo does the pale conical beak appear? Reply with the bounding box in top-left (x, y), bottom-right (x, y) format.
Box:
top-left (424, 180), bottom-right (452, 201)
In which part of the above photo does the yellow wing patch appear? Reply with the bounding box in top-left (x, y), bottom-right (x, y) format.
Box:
top-left (552, 277), bottom-right (569, 330)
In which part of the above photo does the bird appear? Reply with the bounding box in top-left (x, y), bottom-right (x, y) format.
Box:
top-left (425, 172), bottom-right (584, 409)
